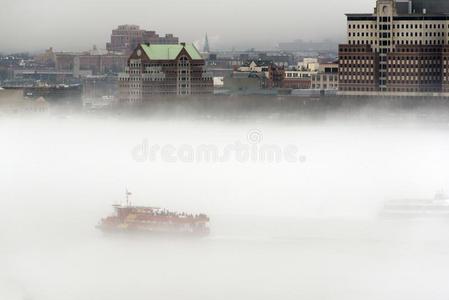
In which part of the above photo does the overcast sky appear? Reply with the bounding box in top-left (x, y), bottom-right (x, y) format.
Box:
top-left (0, 0), bottom-right (374, 53)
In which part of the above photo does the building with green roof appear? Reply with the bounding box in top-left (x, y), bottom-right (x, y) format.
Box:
top-left (118, 43), bottom-right (213, 103)
top-left (139, 43), bottom-right (203, 61)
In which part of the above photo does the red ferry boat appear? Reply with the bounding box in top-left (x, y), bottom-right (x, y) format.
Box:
top-left (97, 191), bottom-right (210, 237)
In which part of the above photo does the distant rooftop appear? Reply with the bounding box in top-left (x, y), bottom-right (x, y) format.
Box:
top-left (346, 12), bottom-right (449, 21)
top-left (242, 60), bottom-right (273, 67)
top-left (116, 25), bottom-right (141, 30)
top-left (346, 0), bottom-right (449, 19)
top-left (410, 0), bottom-right (449, 14)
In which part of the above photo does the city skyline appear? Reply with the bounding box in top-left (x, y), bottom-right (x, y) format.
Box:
top-left (0, 0), bottom-right (375, 53)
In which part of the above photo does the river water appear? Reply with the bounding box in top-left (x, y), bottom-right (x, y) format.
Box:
top-left (1, 116), bottom-right (449, 299)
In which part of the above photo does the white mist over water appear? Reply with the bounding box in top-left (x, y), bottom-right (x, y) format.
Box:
top-left (1, 115), bottom-right (449, 300)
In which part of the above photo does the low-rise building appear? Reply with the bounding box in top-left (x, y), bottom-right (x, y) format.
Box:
top-left (311, 63), bottom-right (339, 90)
top-left (0, 89), bottom-right (50, 114)
top-left (222, 72), bottom-right (265, 94)
top-left (282, 70), bottom-right (315, 89)
top-left (232, 60), bottom-right (285, 90)
top-left (237, 60), bottom-right (272, 73)
top-left (82, 75), bottom-right (117, 100)
top-left (282, 58), bottom-right (321, 89)
top-left (55, 51), bottom-right (128, 76)
top-left (297, 58), bottom-right (320, 72)
top-left (21, 84), bottom-right (82, 107)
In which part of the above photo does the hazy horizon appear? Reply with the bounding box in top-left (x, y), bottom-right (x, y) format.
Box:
top-left (0, 0), bottom-right (375, 53)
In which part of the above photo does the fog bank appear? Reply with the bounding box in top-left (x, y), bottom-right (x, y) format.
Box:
top-left (1, 114), bottom-right (449, 299)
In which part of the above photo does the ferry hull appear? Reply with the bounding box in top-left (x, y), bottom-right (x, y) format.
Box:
top-left (96, 224), bottom-right (210, 238)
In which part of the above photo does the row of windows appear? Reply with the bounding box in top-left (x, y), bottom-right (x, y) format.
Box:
top-left (138, 85), bottom-right (212, 89)
top-left (144, 64), bottom-right (204, 72)
top-left (394, 47), bottom-right (443, 53)
top-left (340, 55), bottom-right (374, 60)
top-left (142, 78), bottom-right (211, 82)
top-left (349, 39), bottom-right (448, 46)
top-left (349, 32), bottom-right (377, 37)
top-left (341, 67), bottom-right (442, 73)
top-left (311, 83), bottom-right (338, 89)
top-left (119, 77), bottom-right (141, 81)
top-left (120, 77), bottom-right (210, 82)
top-left (388, 58), bottom-right (441, 63)
top-left (349, 24), bottom-right (377, 29)
top-left (339, 45), bottom-right (372, 52)
top-left (142, 91), bottom-right (176, 94)
top-left (311, 76), bottom-right (338, 82)
top-left (388, 63), bottom-right (441, 68)
top-left (393, 23), bottom-right (447, 29)
top-left (387, 87), bottom-right (441, 92)
top-left (340, 74), bottom-right (375, 78)
top-left (121, 90), bottom-right (213, 98)
top-left (379, 17), bottom-right (391, 23)
top-left (340, 78), bottom-right (375, 83)
top-left (340, 86), bottom-right (441, 93)
top-left (341, 86), bottom-right (377, 91)
top-left (349, 22), bottom-right (449, 30)
top-left (340, 63), bottom-right (374, 67)
top-left (387, 78), bottom-right (441, 83)
top-left (388, 68), bottom-right (441, 74)
top-left (340, 69), bottom-right (375, 74)
top-left (142, 63), bottom-right (204, 68)
top-left (285, 73), bottom-right (312, 78)
top-left (397, 31), bottom-right (447, 37)
top-left (142, 70), bottom-right (206, 76)
top-left (351, 31), bottom-right (449, 38)
top-left (340, 66), bottom-right (374, 71)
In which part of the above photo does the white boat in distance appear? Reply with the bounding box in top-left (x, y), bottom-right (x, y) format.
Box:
top-left (380, 192), bottom-right (449, 219)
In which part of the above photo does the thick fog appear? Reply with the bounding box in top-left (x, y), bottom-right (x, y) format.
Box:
top-left (1, 111), bottom-right (449, 300)
top-left (0, 0), bottom-right (373, 52)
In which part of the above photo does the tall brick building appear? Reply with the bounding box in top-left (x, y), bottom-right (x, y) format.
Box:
top-left (106, 25), bottom-right (179, 54)
top-left (339, 0), bottom-right (449, 95)
top-left (118, 43), bottom-right (213, 104)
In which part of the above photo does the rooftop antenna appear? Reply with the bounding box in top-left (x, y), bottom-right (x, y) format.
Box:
top-left (125, 188), bottom-right (132, 207)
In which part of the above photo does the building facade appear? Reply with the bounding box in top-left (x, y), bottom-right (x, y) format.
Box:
top-left (118, 43), bottom-right (213, 104)
top-left (311, 63), bottom-right (339, 90)
top-left (339, 0), bottom-right (449, 95)
top-left (282, 70), bottom-right (314, 89)
top-left (106, 25), bottom-right (179, 54)
top-left (282, 58), bottom-right (324, 90)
